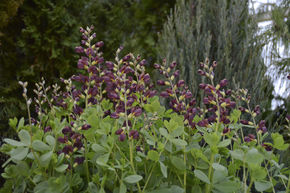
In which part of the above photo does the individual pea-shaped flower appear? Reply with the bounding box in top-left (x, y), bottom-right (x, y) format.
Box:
top-left (119, 133), bottom-right (126, 142)
top-left (240, 120), bottom-right (249, 125)
top-left (244, 134), bottom-right (255, 142)
top-left (157, 80), bottom-right (165, 86)
top-left (160, 91), bottom-right (170, 98)
top-left (197, 69), bottom-right (206, 76)
top-left (131, 107), bottom-right (142, 117)
top-left (44, 126), bottom-right (52, 133)
top-left (197, 119), bottom-right (208, 127)
top-left (129, 130), bottom-right (139, 140)
top-left (74, 157), bottom-right (85, 166)
top-left (82, 124), bottom-right (91, 130)
top-left (58, 136), bottom-right (68, 143)
top-left (110, 112), bottom-right (119, 119)
top-left (262, 143), bottom-right (272, 151)
top-left (62, 126), bottom-right (72, 135)
top-left (62, 145), bottom-right (73, 154)
top-left (219, 79), bottom-right (228, 87)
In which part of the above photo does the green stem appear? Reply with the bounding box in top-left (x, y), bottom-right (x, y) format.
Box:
top-left (129, 140), bottom-right (142, 193)
top-left (286, 174), bottom-right (290, 193)
top-left (205, 153), bottom-right (214, 193)
top-left (183, 134), bottom-right (187, 191)
top-left (246, 180), bottom-right (254, 193)
top-left (84, 139), bottom-right (90, 182)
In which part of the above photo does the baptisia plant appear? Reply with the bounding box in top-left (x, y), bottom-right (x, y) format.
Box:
top-left (1, 26), bottom-right (289, 193)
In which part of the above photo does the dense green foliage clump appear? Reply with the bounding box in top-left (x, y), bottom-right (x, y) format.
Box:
top-left (0, 27), bottom-right (289, 192)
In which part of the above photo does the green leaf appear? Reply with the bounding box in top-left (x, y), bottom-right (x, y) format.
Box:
top-left (245, 148), bottom-right (264, 165)
top-left (164, 119), bottom-right (178, 133)
top-left (57, 153), bottom-right (64, 165)
top-left (119, 182), bottom-right (126, 193)
top-left (214, 180), bottom-right (240, 193)
top-left (32, 140), bottom-right (50, 152)
top-left (55, 164), bottom-right (68, 173)
top-left (45, 135), bottom-right (55, 147)
top-left (96, 153), bottom-right (110, 166)
top-left (40, 151), bottom-right (53, 167)
top-left (18, 130), bottom-right (31, 146)
top-left (159, 161), bottom-right (167, 178)
top-left (204, 132), bottom-right (221, 147)
top-left (271, 133), bottom-right (289, 150)
top-left (159, 127), bottom-right (169, 138)
top-left (172, 138), bottom-right (187, 147)
top-left (230, 149), bottom-right (244, 161)
top-left (4, 138), bottom-right (25, 147)
top-left (17, 118), bottom-right (25, 130)
top-left (88, 182), bottom-right (98, 193)
top-left (9, 117), bottom-right (18, 129)
top-left (170, 155), bottom-right (186, 171)
top-left (124, 175), bottom-right (143, 184)
top-left (251, 166), bottom-right (267, 180)
top-left (229, 109), bottom-right (241, 123)
top-left (147, 150), bottom-right (159, 162)
top-left (254, 180), bottom-right (272, 192)
top-left (11, 147), bottom-right (29, 161)
top-left (217, 139), bottom-right (231, 147)
top-left (91, 144), bottom-right (107, 154)
top-left (194, 169), bottom-right (210, 184)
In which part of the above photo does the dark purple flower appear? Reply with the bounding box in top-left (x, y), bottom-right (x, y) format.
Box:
top-left (254, 105), bottom-right (260, 115)
top-left (123, 54), bottom-right (131, 61)
top-left (140, 59), bottom-right (146, 66)
top-left (240, 120), bottom-right (249, 125)
top-left (157, 80), bottom-right (165, 86)
top-left (73, 139), bottom-right (83, 149)
top-left (248, 134), bottom-right (256, 139)
top-left (244, 136), bottom-right (251, 142)
top-left (197, 119), bottom-right (208, 127)
top-left (262, 143), bottom-right (272, 151)
top-left (185, 91), bottom-right (192, 99)
top-left (80, 27), bottom-right (85, 33)
top-left (74, 157), bottom-right (85, 164)
top-left (170, 61), bottom-right (177, 69)
top-left (220, 79), bottom-right (228, 87)
top-left (223, 127), bottom-right (230, 134)
top-left (154, 63), bottom-right (161, 69)
top-left (287, 74), bottom-right (290, 80)
top-left (96, 41), bottom-right (104, 47)
top-left (129, 130), bottom-right (139, 140)
top-left (136, 146), bottom-right (142, 152)
top-left (189, 98), bottom-right (196, 106)
top-left (75, 46), bottom-right (84, 53)
top-left (115, 128), bottom-right (123, 135)
top-left (226, 89), bottom-right (232, 95)
top-left (73, 105), bottom-right (83, 115)
top-left (105, 61), bottom-right (114, 69)
top-left (110, 112), bottom-right (119, 119)
top-left (62, 126), bottom-right (72, 135)
top-left (199, 83), bottom-right (207, 89)
top-left (160, 91), bottom-right (170, 98)
top-left (238, 107), bottom-right (246, 112)
top-left (119, 133), bottom-right (126, 142)
top-left (88, 66), bottom-right (97, 74)
top-left (197, 69), bottom-right (206, 76)
top-left (44, 126), bottom-right (52, 133)
top-left (143, 74), bottom-right (150, 83)
top-left (132, 107), bottom-right (142, 117)
top-left (177, 80), bottom-right (185, 87)
top-left (212, 61), bottom-right (217, 68)
top-left (82, 124), bottom-right (91, 130)
top-left (173, 70), bottom-right (180, 77)
top-left (62, 145), bottom-right (73, 154)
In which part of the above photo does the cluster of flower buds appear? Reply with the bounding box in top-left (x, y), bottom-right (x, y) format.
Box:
top-left (154, 59), bottom-right (200, 128)
top-left (57, 122), bottom-right (89, 159)
top-left (195, 60), bottom-right (239, 130)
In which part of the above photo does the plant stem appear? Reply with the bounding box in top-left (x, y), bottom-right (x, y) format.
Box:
top-left (246, 180), bottom-right (253, 193)
top-left (129, 140), bottom-right (142, 193)
top-left (84, 139), bottom-right (90, 182)
top-left (286, 174), bottom-right (290, 193)
top-left (205, 153), bottom-right (214, 193)
top-left (183, 134), bottom-right (187, 191)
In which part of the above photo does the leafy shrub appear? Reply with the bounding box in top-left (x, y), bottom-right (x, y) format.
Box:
top-left (1, 26), bottom-right (289, 193)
